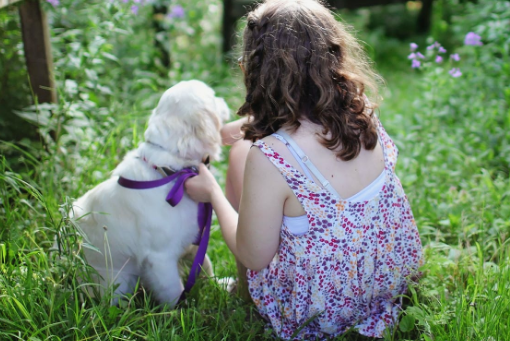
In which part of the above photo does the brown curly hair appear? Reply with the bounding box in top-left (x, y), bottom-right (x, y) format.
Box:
top-left (237, 0), bottom-right (382, 161)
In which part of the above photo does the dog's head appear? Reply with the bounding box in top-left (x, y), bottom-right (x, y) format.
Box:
top-left (144, 80), bottom-right (230, 163)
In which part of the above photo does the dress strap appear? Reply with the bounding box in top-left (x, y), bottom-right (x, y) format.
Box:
top-left (275, 130), bottom-right (342, 200)
top-left (272, 133), bottom-right (315, 181)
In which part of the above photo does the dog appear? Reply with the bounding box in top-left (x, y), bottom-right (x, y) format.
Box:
top-left (69, 80), bottom-right (229, 306)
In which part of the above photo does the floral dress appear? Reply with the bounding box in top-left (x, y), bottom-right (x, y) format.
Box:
top-left (246, 120), bottom-right (424, 339)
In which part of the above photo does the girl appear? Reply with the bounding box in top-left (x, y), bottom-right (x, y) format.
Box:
top-left (185, 0), bottom-right (423, 339)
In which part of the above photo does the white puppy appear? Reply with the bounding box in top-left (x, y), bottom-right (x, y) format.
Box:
top-left (70, 80), bottom-right (229, 306)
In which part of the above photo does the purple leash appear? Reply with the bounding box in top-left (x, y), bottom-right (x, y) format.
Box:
top-left (118, 168), bottom-right (212, 303)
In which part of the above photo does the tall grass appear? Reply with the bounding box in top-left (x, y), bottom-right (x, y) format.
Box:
top-left (1, 0), bottom-right (509, 340)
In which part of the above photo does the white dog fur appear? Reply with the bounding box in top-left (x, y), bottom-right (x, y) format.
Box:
top-left (70, 80), bottom-right (229, 306)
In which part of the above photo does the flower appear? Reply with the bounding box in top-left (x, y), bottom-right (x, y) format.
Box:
top-left (412, 59), bottom-right (421, 68)
top-left (168, 4), bottom-right (185, 18)
top-left (438, 46), bottom-right (447, 53)
top-left (427, 42), bottom-right (440, 50)
top-left (435, 55), bottom-right (443, 63)
top-left (449, 68), bottom-right (462, 78)
top-left (408, 53), bottom-right (416, 59)
top-left (416, 52), bottom-right (425, 59)
top-left (450, 53), bottom-right (460, 61)
top-left (410, 43), bottom-right (418, 51)
top-left (464, 32), bottom-right (483, 46)
top-left (131, 5), bottom-right (138, 14)
top-left (46, 0), bottom-right (59, 6)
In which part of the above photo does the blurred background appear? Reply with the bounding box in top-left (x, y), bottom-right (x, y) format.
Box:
top-left (0, 0), bottom-right (482, 144)
top-left (0, 1), bottom-right (509, 340)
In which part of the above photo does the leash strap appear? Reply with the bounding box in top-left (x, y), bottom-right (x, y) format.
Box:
top-left (117, 168), bottom-right (212, 303)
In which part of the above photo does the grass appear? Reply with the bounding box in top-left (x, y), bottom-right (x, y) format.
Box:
top-left (1, 0), bottom-right (510, 339)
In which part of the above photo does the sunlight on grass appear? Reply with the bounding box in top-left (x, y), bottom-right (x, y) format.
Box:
top-left (1, 0), bottom-right (509, 340)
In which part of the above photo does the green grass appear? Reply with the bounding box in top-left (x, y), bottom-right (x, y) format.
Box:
top-left (1, 0), bottom-right (510, 339)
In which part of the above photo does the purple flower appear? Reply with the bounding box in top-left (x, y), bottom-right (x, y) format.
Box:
top-left (408, 53), bottom-right (416, 60)
top-left (427, 42), bottom-right (440, 50)
top-left (464, 32), bottom-right (483, 46)
top-left (449, 68), bottom-right (462, 78)
top-left (168, 4), bottom-right (185, 18)
top-left (450, 53), bottom-right (460, 61)
top-left (412, 59), bottom-right (421, 68)
top-left (46, 0), bottom-right (59, 6)
top-left (416, 52), bottom-right (425, 59)
top-left (131, 5), bottom-right (138, 15)
top-left (435, 55), bottom-right (443, 63)
top-left (438, 46), bottom-right (447, 53)
top-left (410, 43), bottom-right (418, 51)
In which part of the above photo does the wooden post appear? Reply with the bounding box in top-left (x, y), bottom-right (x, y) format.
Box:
top-left (222, 0), bottom-right (235, 53)
top-left (18, 0), bottom-right (57, 104)
top-left (153, 4), bottom-right (171, 68)
top-left (417, 0), bottom-right (434, 34)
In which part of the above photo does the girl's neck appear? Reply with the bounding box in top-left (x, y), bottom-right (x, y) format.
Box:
top-left (284, 119), bottom-right (327, 139)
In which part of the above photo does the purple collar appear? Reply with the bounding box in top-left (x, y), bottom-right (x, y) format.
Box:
top-left (117, 168), bottom-right (211, 303)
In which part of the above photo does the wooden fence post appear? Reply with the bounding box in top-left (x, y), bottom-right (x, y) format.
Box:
top-left (18, 0), bottom-right (56, 104)
top-left (153, 4), bottom-right (171, 68)
top-left (417, 0), bottom-right (433, 33)
top-left (222, 0), bottom-right (235, 53)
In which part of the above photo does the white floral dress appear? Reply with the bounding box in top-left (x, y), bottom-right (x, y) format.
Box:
top-left (247, 120), bottom-right (424, 339)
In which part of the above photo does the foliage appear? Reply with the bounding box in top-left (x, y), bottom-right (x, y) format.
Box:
top-left (0, 0), bottom-right (509, 340)
top-left (0, 7), bottom-right (34, 142)
top-left (376, 0), bottom-right (510, 338)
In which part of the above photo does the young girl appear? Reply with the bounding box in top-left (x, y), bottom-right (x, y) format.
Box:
top-left (185, 0), bottom-right (423, 339)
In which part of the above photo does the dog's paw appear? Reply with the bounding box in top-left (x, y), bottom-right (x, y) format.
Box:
top-left (216, 277), bottom-right (237, 293)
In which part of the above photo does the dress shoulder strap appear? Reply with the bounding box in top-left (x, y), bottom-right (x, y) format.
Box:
top-left (374, 117), bottom-right (399, 172)
top-left (275, 130), bottom-right (342, 200)
top-left (272, 133), bottom-right (315, 181)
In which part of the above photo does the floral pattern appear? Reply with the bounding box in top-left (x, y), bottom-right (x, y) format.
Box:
top-left (247, 120), bottom-right (424, 340)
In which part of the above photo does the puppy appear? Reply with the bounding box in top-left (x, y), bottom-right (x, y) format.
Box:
top-left (69, 80), bottom-right (229, 306)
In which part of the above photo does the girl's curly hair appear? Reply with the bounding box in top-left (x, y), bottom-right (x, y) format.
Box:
top-left (238, 0), bottom-right (382, 161)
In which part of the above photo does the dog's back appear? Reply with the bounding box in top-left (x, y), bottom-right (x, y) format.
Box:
top-left (67, 80), bottom-right (229, 306)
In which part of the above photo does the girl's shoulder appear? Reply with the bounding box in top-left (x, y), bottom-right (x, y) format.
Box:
top-left (254, 134), bottom-right (291, 160)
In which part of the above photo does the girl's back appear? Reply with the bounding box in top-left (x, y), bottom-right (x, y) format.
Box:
top-left (246, 118), bottom-right (423, 339)
top-left (263, 119), bottom-right (386, 218)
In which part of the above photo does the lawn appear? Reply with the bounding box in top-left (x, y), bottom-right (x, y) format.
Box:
top-left (0, 0), bottom-right (509, 340)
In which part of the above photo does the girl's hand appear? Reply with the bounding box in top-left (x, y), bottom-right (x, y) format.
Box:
top-left (221, 117), bottom-right (250, 146)
top-left (185, 164), bottom-right (222, 203)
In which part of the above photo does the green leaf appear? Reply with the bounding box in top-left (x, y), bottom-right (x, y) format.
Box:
top-left (399, 314), bottom-right (416, 332)
top-left (108, 305), bottom-right (123, 319)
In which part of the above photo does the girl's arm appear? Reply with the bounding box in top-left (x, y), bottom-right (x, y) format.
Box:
top-left (185, 146), bottom-right (286, 271)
